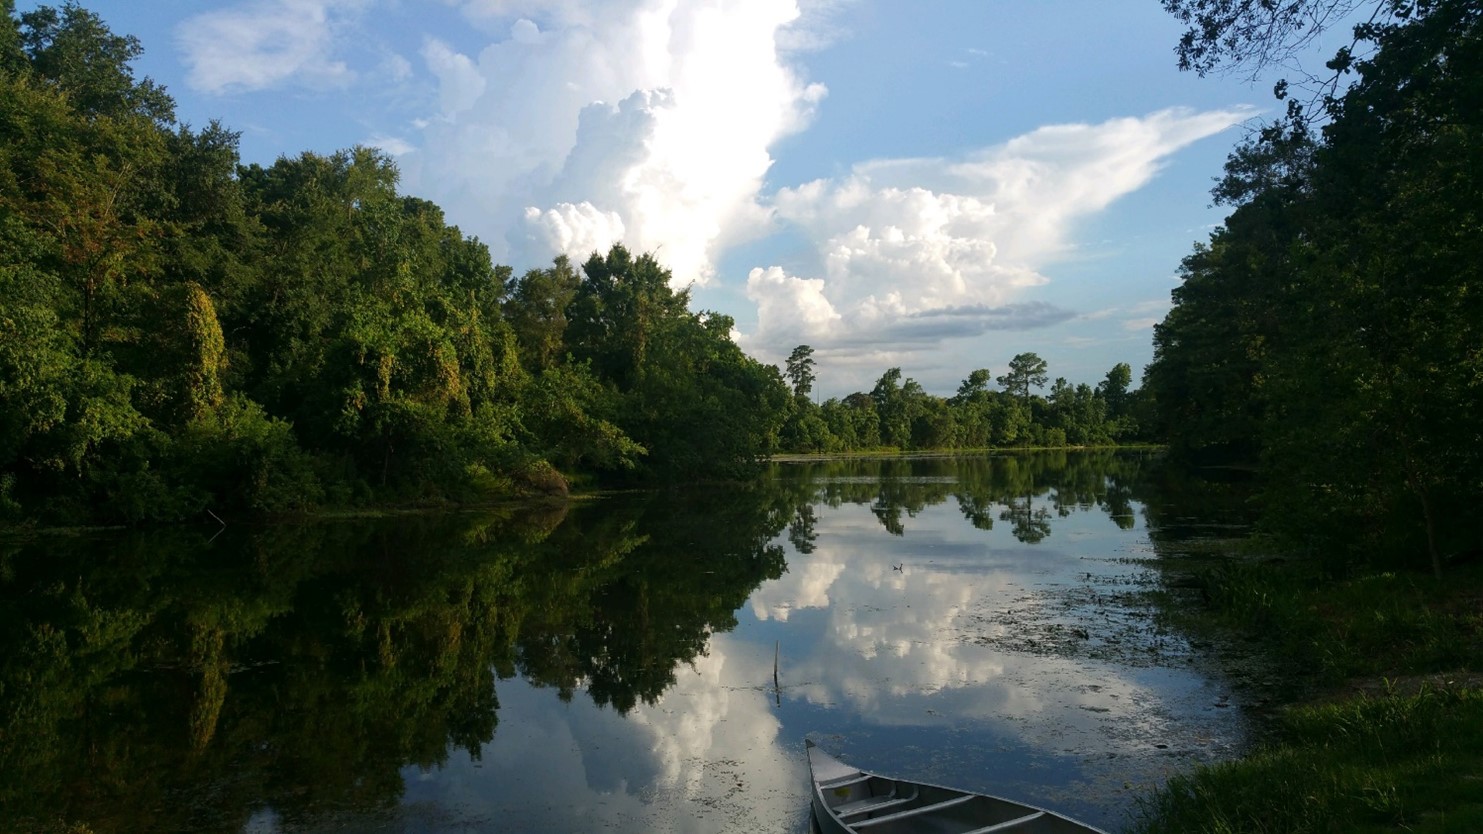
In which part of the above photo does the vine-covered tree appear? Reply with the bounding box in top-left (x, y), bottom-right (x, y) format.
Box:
top-left (0, 4), bottom-right (795, 522)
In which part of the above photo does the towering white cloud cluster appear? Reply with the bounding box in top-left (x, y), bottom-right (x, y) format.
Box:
top-left (403, 0), bottom-right (827, 286)
top-left (172, 0), bottom-right (1251, 385)
top-left (742, 107), bottom-right (1252, 364)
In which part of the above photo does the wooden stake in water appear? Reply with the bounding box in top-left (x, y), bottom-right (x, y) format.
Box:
top-left (773, 640), bottom-right (781, 707)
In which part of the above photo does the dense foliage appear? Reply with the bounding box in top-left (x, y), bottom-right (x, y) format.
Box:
top-left (1144, 0), bottom-right (1482, 576)
top-left (0, 2), bottom-right (796, 524)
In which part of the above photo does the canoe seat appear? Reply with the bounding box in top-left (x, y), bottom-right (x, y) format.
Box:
top-left (820, 773), bottom-right (874, 790)
top-left (833, 787), bottom-right (919, 819)
top-left (850, 794), bottom-right (976, 829)
top-left (961, 811), bottom-right (1047, 833)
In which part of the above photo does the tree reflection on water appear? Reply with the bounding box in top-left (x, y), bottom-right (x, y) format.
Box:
top-left (0, 449), bottom-right (1167, 833)
top-left (0, 486), bottom-right (787, 834)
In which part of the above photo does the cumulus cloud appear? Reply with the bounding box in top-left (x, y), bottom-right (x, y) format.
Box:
top-left (742, 107), bottom-right (1252, 367)
top-left (394, 0), bottom-right (827, 287)
top-left (422, 38), bottom-right (487, 117)
top-left (172, 0), bottom-right (1243, 390)
top-left (176, 0), bottom-right (365, 93)
top-left (175, 0), bottom-right (826, 288)
top-left (522, 202), bottom-right (627, 260)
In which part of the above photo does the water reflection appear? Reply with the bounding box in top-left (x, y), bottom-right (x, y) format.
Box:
top-left (758, 451), bottom-right (1245, 830)
top-left (0, 451), bottom-right (1250, 834)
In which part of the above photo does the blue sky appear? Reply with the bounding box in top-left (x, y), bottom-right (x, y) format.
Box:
top-left (45, 1), bottom-right (1296, 397)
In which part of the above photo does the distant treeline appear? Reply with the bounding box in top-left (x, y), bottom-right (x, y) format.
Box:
top-left (775, 347), bottom-right (1150, 453)
top-left (0, 3), bottom-right (1147, 526)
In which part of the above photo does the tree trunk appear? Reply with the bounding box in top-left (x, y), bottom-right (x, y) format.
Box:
top-left (1419, 485), bottom-right (1443, 580)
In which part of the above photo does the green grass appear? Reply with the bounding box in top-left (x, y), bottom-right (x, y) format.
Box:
top-left (1131, 687), bottom-right (1483, 833)
top-left (1176, 560), bottom-right (1483, 683)
top-left (1134, 560), bottom-right (1483, 833)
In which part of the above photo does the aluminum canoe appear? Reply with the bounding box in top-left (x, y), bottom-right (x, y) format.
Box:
top-left (806, 740), bottom-right (1107, 834)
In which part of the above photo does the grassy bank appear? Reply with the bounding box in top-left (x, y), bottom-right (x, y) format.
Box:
top-left (769, 443), bottom-right (1164, 462)
top-left (1132, 686), bottom-right (1483, 833)
top-left (1134, 558), bottom-right (1483, 833)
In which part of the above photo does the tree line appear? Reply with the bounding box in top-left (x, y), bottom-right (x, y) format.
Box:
top-left (1143, 0), bottom-right (1481, 577)
top-left (0, 2), bottom-right (1152, 526)
top-left (776, 347), bottom-right (1150, 453)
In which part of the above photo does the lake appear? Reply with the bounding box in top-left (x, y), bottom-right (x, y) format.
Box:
top-left (0, 450), bottom-right (1257, 833)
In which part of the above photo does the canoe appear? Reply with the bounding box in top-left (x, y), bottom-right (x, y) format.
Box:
top-left (806, 740), bottom-right (1107, 834)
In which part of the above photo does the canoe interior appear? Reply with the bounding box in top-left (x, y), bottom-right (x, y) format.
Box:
top-left (808, 743), bottom-right (1103, 834)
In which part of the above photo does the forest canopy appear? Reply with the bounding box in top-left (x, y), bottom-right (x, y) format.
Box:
top-left (1145, 0), bottom-right (1482, 576)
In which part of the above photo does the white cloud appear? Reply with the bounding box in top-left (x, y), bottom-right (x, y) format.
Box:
top-left (521, 202), bottom-right (627, 261)
top-left (396, 0), bottom-right (827, 287)
top-left (383, 52), bottom-right (413, 82)
top-left (1081, 298), bottom-right (1171, 333)
top-left (422, 38), bottom-right (487, 117)
top-left (742, 107), bottom-right (1252, 369)
top-left (176, 0), bottom-right (365, 94)
top-left (745, 266), bottom-right (841, 340)
top-left (172, 1), bottom-right (1242, 392)
top-left (366, 134), bottom-right (415, 156)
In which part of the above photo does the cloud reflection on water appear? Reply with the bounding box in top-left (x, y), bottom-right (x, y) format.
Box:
top-left (385, 635), bottom-right (807, 833)
top-left (374, 459), bottom-right (1248, 833)
top-left (750, 491), bottom-right (1247, 826)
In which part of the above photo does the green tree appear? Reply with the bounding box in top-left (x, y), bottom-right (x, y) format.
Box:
top-left (784, 344), bottom-right (816, 398)
top-left (565, 244), bottom-right (689, 389)
top-left (952, 369), bottom-right (995, 447)
top-left (505, 255), bottom-right (580, 373)
top-left (870, 368), bottom-right (916, 448)
top-left (17, 2), bottom-right (173, 122)
top-left (1096, 363), bottom-right (1132, 419)
top-left (997, 352), bottom-right (1049, 401)
top-left (1150, 0), bottom-right (1483, 576)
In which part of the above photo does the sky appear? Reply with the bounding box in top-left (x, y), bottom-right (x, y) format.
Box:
top-left (41, 0), bottom-right (1295, 397)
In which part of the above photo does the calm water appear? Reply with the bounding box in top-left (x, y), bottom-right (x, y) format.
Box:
top-left (0, 451), bottom-right (1255, 833)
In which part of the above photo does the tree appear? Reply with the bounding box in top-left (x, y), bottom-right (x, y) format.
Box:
top-left (1143, 188), bottom-right (1301, 460)
top-left (565, 245), bottom-right (689, 389)
top-left (838, 392), bottom-right (881, 449)
top-left (784, 344), bottom-right (816, 399)
top-left (996, 353), bottom-right (1049, 401)
top-left (17, 2), bottom-right (174, 122)
top-left (1162, 0), bottom-right (1385, 77)
top-left (778, 344), bottom-right (831, 453)
top-left (1095, 363), bottom-right (1132, 418)
top-left (0, 1), bottom-right (26, 74)
top-left (952, 369), bottom-right (994, 447)
top-left (871, 368), bottom-right (925, 449)
top-left (505, 255), bottom-right (580, 373)
top-left (1150, 0), bottom-right (1483, 575)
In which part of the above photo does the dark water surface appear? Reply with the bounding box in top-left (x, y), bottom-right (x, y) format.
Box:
top-left (0, 451), bottom-right (1255, 833)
